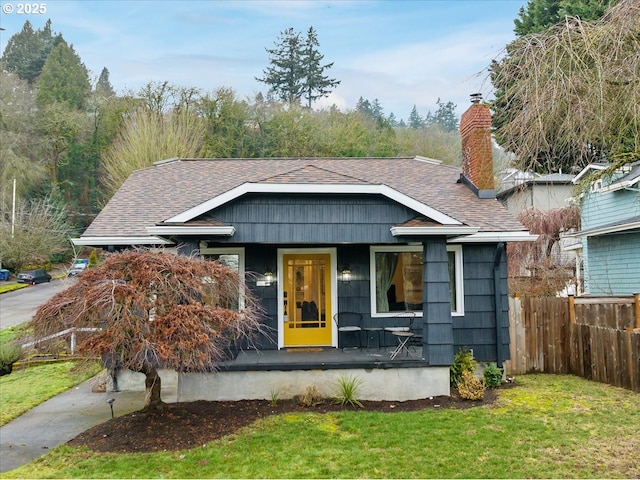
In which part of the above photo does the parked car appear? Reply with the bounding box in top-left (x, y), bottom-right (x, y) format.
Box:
top-left (17, 269), bottom-right (52, 285)
top-left (68, 263), bottom-right (87, 276)
top-left (67, 258), bottom-right (88, 276)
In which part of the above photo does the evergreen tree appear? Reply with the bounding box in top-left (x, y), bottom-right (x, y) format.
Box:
top-left (370, 99), bottom-right (384, 120)
top-left (258, 27), bottom-right (339, 107)
top-left (257, 28), bottom-right (304, 105)
top-left (355, 97), bottom-right (372, 117)
top-left (95, 67), bottom-right (116, 97)
top-left (355, 97), bottom-right (384, 121)
top-left (514, 0), bottom-right (611, 36)
top-left (36, 40), bottom-right (91, 109)
top-left (301, 27), bottom-right (340, 108)
top-left (408, 105), bottom-right (424, 129)
top-left (431, 98), bottom-right (458, 132)
top-left (1, 19), bottom-right (62, 84)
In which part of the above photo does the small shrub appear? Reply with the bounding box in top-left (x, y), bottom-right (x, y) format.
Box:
top-left (88, 249), bottom-right (100, 268)
top-left (49, 252), bottom-right (72, 264)
top-left (450, 347), bottom-right (476, 387)
top-left (457, 370), bottom-right (486, 400)
top-left (298, 385), bottom-right (323, 407)
top-left (0, 342), bottom-right (22, 376)
top-left (334, 375), bottom-right (364, 408)
top-left (484, 363), bottom-right (503, 388)
top-left (269, 388), bottom-right (280, 407)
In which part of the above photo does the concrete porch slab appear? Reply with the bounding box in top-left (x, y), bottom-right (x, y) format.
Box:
top-left (114, 347), bottom-right (450, 402)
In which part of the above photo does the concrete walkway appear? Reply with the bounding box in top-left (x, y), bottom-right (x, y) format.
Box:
top-left (0, 378), bottom-right (151, 474)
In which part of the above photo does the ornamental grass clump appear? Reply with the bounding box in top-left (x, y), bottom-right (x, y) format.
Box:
top-left (298, 385), bottom-right (323, 407)
top-left (334, 375), bottom-right (364, 408)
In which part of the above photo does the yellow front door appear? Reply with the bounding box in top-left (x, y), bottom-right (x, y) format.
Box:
top-left (283, 253), bottom-right (332, 347)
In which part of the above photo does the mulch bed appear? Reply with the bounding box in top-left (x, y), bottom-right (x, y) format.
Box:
top-left (68, 387), bottom-right (505, 453)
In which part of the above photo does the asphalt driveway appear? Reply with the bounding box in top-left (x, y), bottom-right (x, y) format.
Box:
top-left (0, 277), bottom-right (73, 330)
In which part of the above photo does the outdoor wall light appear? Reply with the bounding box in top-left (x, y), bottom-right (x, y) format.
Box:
top-left (340, 267), bottom-right (352, 283)
top-left (263, 269), bottom-right (274, 286)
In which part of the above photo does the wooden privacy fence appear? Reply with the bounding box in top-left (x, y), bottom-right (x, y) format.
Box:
top-left (505, 294), bottom-right (640, 392)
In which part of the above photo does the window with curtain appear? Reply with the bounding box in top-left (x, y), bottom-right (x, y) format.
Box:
top-left (370, 245), bottom-right (464, 316)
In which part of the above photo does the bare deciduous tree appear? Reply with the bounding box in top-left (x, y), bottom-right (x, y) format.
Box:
top-left (491, 0), bottom-right (640, 173)
top-left (101, 108), bottom-right (205, 196)
top-left (30, 250), bottom-right (265, 410)
top-left (508, 206), bottom-right (581, 296)
top-left (0, 195), bottom-right (74, 272)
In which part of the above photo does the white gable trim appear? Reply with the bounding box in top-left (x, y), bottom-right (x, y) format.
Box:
top-left (147, 226), bottom-right (236, 236)
top-left (71, 236), bottom-right (172, 246)
top-left (390, 226), bottom-right (478, 236)
top-left (449, 231), bottom-right (538, 243)
top-left (165, 183), bottom-right (462, 226)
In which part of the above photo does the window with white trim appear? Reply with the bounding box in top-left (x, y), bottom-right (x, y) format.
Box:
top-left (200, 247), bottom-right (245, 310)
top-left (370, 245), bottom-right (464, 316)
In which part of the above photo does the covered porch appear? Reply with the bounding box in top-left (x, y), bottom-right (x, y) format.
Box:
top-left (223, 345), bottom-right (426, 371)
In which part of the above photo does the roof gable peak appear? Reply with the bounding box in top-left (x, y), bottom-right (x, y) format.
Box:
top-left (259, 163), bottom-right (369, 185)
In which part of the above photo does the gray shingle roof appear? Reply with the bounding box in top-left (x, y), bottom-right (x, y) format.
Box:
top-left (82, 157), bottom-right (526, 238)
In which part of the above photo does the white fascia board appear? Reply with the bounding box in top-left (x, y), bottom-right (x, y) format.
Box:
top-left (449, 232), bottom-right (539, 243)
top-left (165, 183), bottom-right (462, 226)
top-left (390, 226), bottom-right (478, 236)
top-left (563, 241), bottom-right (583, 251)
top-left (147, 226), bottom-right (236, 236)
top-left (568, 220), bottom-right (640, 238)
top-left (572, 164), bottom-right (607, 184)
top-left (71, 236), bottom-right (172, 246)
top-left (598, 177), bottom-right (640, 193)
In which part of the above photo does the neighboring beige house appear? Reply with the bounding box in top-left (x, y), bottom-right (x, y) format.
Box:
top-left (497, 170), bottom-right (576, 216)
top-left (497, 170), bottom-right (579, 292)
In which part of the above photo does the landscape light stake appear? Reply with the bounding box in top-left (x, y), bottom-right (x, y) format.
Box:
top-left (107, 398), bottom-right (115, 419)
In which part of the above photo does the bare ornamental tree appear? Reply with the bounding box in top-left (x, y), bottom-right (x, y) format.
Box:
top-left (30, 250), bottom-right (265, 411)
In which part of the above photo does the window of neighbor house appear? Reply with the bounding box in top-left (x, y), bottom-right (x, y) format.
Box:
top-left (370, 245), bottom-right (463, 317)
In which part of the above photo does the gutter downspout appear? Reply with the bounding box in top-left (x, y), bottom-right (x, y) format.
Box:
top-left (493, 242), bottom-right (505, 368)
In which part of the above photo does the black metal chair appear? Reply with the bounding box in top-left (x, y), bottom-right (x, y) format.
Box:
top-left (333, 312), bottom-right (363, 350)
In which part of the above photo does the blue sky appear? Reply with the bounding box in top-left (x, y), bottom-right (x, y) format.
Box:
top-left (0, 0), bottom-right (526, 119)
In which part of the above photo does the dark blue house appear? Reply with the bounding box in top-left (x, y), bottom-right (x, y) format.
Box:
top-left (73, 100), bottom-right (534, 400)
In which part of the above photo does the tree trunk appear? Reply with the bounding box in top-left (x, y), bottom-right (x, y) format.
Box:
top-left (143, 367), bottom-right (164, 411)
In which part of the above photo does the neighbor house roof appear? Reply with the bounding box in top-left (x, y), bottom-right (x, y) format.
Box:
top-left (78, 157), bottom-right (530, 245)
top-left (497, 171), bottom-right (575, 198)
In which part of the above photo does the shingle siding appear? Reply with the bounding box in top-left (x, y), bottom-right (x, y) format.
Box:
top-left (453, 244), bottom-right (509, 364)
top-left (219, 241), bottom-right (510, 363)
top-left (421, 239), bottom-right (454, 366)
top-left (210, 194), bottom-right (413, 244)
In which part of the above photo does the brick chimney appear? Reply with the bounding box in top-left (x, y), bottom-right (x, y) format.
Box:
top-left (459, 93), bottom-right (495, 198)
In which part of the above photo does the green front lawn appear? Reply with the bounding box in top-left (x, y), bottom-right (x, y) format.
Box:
top-left (0, 283), bottom-right (27, 294)
top-left (0, 361), bottom-right (101, 425)
top-left (2, 375), bottom-right (638, 479)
